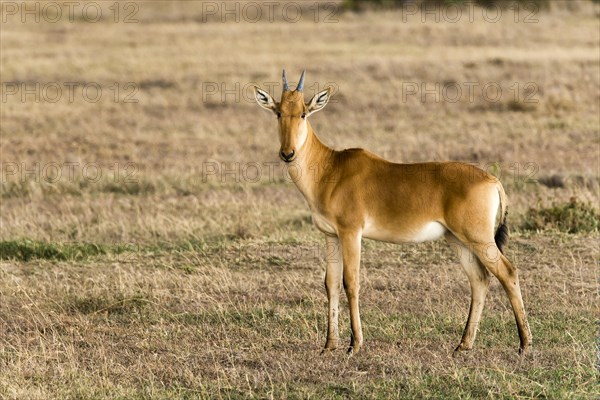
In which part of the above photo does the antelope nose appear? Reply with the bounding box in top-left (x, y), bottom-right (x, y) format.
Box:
top-left (280, 150), bottom-right (295, 162)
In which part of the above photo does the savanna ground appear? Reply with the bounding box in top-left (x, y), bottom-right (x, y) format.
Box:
top-left (0, 0), bottom-right (599, 398)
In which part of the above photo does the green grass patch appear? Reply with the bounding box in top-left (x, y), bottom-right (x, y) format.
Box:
top-left (520, 198), bottom-right (600, 233)
top-left (342, 0), bottom-right (553, 12)
top-left (0, 239), bottom-right (107, 261)
top-left (0, 238), bottom-right (231, 262)
top-left (65, 293), bottom-right (149, 315)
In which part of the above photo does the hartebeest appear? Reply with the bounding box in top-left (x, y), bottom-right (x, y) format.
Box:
top-left (253, 70), bottom-right (532, 355)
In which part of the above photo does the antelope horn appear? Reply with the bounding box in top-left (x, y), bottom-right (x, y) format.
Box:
top-left (297, 70), bottom-right (305, 92)
top-left (282, 69), bottom-right (289, 91)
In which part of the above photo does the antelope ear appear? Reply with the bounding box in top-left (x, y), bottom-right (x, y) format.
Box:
top-left (306, 87), bottom-right (332, 116)
top-left (253, 86), bottom-right (277, 114)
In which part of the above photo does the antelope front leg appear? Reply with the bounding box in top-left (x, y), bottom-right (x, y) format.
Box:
top-left (322, 235), bottom-right (343, 353)
top-left (340, 230), bottom-right (363, 355)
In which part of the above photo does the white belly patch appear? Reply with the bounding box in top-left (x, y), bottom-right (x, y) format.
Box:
top-left (363, 219), bottom-right (447, 244)
top-left (409, 222), bottom-right (447, 243)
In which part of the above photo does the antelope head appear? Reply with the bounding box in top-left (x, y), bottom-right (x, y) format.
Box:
top-left (253, 70), bottom-right (332, 163)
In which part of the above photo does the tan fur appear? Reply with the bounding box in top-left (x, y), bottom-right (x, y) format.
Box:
top-left (254, 76), bottom-right (532, 355)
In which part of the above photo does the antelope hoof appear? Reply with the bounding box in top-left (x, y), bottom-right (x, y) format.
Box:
top-left (452, 342), bottom-right (472, 357)
top-left (321, 341), bottom-right (338, 355)
top-left (347, 344), bottom-right (361, 356)
top-left (518, 343), bottom-right (531, 356)
top-left (321, 348), bottom-right (334, 355)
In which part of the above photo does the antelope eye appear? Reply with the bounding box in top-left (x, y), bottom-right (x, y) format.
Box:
top-left (301, 113), bottom-right (306, 119)
top-left (276, 112), bottom-right (281, 119)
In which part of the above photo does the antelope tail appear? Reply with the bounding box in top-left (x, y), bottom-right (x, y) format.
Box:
top-left (494, 183), bottom-right (509, 254)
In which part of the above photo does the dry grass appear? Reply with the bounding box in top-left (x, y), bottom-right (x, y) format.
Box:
top-left (1, 0), bottom-right (599, 398)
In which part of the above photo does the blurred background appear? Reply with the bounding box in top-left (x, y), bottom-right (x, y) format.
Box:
top-left (1, 0), bottom-right (598, 243)
top-left (1, 0), bottom-right (598, 398)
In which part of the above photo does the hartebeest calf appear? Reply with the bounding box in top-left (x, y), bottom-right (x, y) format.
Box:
top-left (253, 70), bottom-right (532, 355)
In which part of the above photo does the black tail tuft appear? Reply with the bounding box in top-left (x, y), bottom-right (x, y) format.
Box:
top-left (494, 217), bottom-right (509, 254)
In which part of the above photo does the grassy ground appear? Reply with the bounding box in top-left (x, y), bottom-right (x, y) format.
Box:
top-left (1, 1), bottom-right (599, 398)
